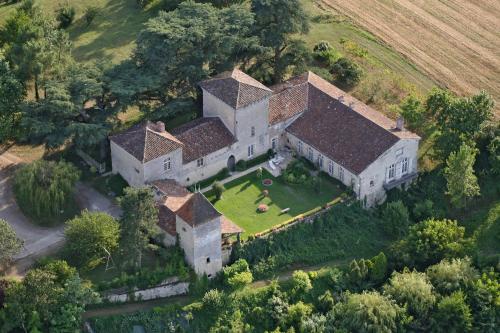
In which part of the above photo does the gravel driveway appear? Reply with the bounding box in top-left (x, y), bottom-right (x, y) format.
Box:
top-left (0, 151), bottom-right (121, 275)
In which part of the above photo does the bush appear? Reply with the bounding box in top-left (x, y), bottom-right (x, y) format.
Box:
top-left (56, 3), bottom-right (76, 29)
top-left (426, 257), bottom-right (478, 295)
top-left (84, 6), bottom-right (99, 27)
top-left (14, 160), bottom-right (80, 224)
top-left (212, 181), bottom-right (225, 200)
top-left (381, 200), bottom-right (410, 238)
top-left (235, 160), bottom-right (247, 171)
top-left (331, 57), bottom-right (363, 87)
top-left (223, 259), bottom-right (252, 290)
top-left (290, 270), bottom-right (312, 300)
top-left (432, 291), bottom-right (472, 332)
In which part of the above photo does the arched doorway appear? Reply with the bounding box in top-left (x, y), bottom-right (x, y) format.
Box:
top-left (227, 155), bottom-right (236, 172)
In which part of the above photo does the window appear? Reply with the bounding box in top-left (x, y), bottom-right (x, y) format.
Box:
top-left (308, 147), bottom-right (313, 161)
top-left (298, 141), bottom-right (303, 154)
top-left (339, 167), bottom-right (344, 182)
top-left (134, 167), bottom-right (140, 174)
top-left (197, 158), bottom-right (204, 167)
top-left (206, 257), bottom-right (211, 263)
top-left (271, 137), bottom-right (278, 150)
top-left (370, 180), bottom-right (375, 187)
top-left (250, 126), bottom-right (255, 137)
top-left (328, 161), bottom-right (334, 175)
top-left (164, 157), bottom-right (171, 171)
top-left (247, 144), bottom-right (255, 157)
top-left (402, 157), bottom-right (409, 174)
top-left (396, 148), bottom-right (404, 157)
top-left (318, 154), bottom-right (324, 168)
top-left (182, 227), bottom-right (186, 232)
top-left (388, 163), bottom-right (396, 179)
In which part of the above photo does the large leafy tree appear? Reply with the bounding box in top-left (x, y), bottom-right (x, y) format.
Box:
top-left (329, 291), bottom-right (410, 332)
top-left (0, 219), bottom-right (24, 266)
top-left (250, 0), bottom-right (310, 83)
top-left (426, 257), bottom-right (479, 295)
top-left (0, 58), bottom-right (25, 142)
top-left (13, 160), bottom-right (80, 223)
top-left (426, 89), bottom-right (494, 159)
top-left (119, 187), bottom-right (161, 269)
top-left (64, 210), bottom-right (120, 270)
top-left (0, 2), bottom-right (72, 100)
top-left (444, 142), bottom-right (480, 208)
top-left (20, 62), bottom-right (110, 148)
top-left (432, 291), bottom-right (473, 332)
top-left (391, 218), bottom-right (467, 269)
top-left (0, 260), bottom-right (99, 332)
top-left (108, 1), bottom-right (257, 118)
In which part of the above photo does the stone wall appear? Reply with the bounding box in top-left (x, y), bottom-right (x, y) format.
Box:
top-left (104, 277), bottom-right (189, 303)
top-left (110, 141), bottom-right (145, 187)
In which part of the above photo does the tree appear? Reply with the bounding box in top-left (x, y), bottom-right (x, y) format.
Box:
top-left (13, 160), bottom-right (80, 223)
top-left (290, 270), bottom-right (312, 300)
top-left (213, 181), bottom-right (225, 200)
top-left (0, 58), bottom-right (25, 142)
top-left (64, 210), bottom-right (120, 269)
top-left (444, 142), bottom-right (480, 208)
top-left (0, 261), bottom-right (99, 332)
top-left (330, 57), bottom-right (363, 87)
top-left (55, 2), bottom-right (76, 29)
top-left (251, 0), bottom-right (309, 83)
top-left (0, 219), bottom-right (24, 265)
top-left (391, 218), bottom-right (467, 268)
top-left (20, 62), bottom-right (110, 149)
top-left (330, 291), bottom-right (410, 332)
top-left (426, 257), bottom-right (478, 295)
top-left (399, 94), bottom-right (426, 132)
top-left (348, 258), bottom-right (370, 288)
top-left (467, 269), bottom-right (500, 332)
top-left (426, 88), bottom-right (494, 159)
top-left (369, 252), bottom-right (388, 283)
top-left (84, 6), bottom-right (99, 27)
top-left (383, 270), bottom-right (436, 324)
top-left (109, 1), bottom-right (257, 117)
top-left (432, 291), bottom-right (472, 332)
top-left (119, 187), bottom-right (160, 268)
top-left (487, 135), bottom-right (500, 174)
top-left (223, 259), bottom-right (253, 290)
top-left (381, 200), bottom-right (410, 238)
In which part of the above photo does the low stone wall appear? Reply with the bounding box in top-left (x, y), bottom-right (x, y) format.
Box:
top-left (76, 148), bottom-right (106, 174)
top-left (103, 277), bottom-right (189, 303)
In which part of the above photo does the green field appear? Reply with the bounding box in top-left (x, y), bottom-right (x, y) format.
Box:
top-left (206, 169), bottom-right (343, 238)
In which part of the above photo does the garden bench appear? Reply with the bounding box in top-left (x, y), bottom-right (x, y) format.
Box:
top-left (268, 160), bottom-right (276, 170)
top-left (281, 208), bottom-right (290, 214)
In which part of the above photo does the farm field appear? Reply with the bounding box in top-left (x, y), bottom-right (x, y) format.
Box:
top-left (320, 0), bottom-right (500, 115)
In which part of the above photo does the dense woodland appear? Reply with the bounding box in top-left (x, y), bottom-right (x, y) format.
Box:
top-left (0, 0), bottom-right (498, 332)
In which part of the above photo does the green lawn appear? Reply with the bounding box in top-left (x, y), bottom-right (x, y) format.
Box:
top-left (206, 169), bottom-right (344, 238)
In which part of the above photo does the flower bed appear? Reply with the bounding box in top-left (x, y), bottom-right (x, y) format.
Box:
top-left (262, 179), bottom-right (273, 186)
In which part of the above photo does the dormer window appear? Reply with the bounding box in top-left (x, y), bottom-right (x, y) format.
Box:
top-left (251, 126), bottom-right (255, 137)
top-left (164, 157), bottom-right (171, 171)
top-left (308, 147), bottom-right (313, 161)
top-left (318, 154), bottom-right (324, 168)
top-left (197, 158), bottom-right (204, 167)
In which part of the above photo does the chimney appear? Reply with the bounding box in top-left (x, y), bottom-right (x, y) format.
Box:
top-left (396, 116), bottom-right (405, 131)
top-left (155, 121), bottom-right (166, 132)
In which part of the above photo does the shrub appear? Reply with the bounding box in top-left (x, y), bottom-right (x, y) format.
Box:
top-left (290, 270), bottom-right (312, 300)
top-left (381, 200), bottom-right (410, 238)
top-left (227, 271), bottom-right (253, 290)
top-left (412, 199), bottom-right (435, 222)
top-left (0, 219), bottom-right (24, 265)
top-left (369, 252), bottom-right (388, 283)
top-left (84, 6), bottom-right (99, 27)
top-left (212, 181), bottom-right (225, 200)
top-left (14, 160), bottom-right (80, 224)
top-left (56, 2), bottom-right (76, 29)
top-left (235, 160), bottom-right (247, 171)
top-left (202, 289), bottom-right (225, 311)
top-left (317, 290), bottom-right (335, 313)
top-left (256, 167), bottom-right (263, 179)
top-left (432, 291), bottom-right (472, 332)
top-left (313, 41), bottom-right (331, 53)
top-left (223, 259), bottom-right (252, 290)
top-left (331, 57), bottom-right (363, 87)
top-left (258, 204), bottom-right (269, 212)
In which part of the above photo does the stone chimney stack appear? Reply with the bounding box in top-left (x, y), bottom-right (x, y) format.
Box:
top-left (396, 116), bottom-right (405, 131)
top-left (156, 121), bottom-right (166, 132)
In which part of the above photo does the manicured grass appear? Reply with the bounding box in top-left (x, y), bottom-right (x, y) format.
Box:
top-left (206, 169), bottom-right (343, 238)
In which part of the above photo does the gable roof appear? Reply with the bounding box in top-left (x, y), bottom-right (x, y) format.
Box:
top-left (110, 121), bottom-right (183, 163)
top-left (285, 72), bottom-right (420, 174)
top-left (176, 192), bottom-right (221, 227)
top-left (199, 69), bottom-right (272, 109)
top-left (171, 117), bottom-right (236, 164)
top-left (269, 78), bottom-right (309, 125)
top-left (153, 179), bottom-right (193, 236)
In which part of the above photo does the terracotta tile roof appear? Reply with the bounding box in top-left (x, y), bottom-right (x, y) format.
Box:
top-left (171, 117), bottom-right (236, 164)
top-left (152, 179), bottom-right (193, 236)
top-left (110, 121), bottom-right (183, 163)
top-left (269, 79), bottom-right (308, 125)
top-left (176, 192), bottom-right (221, 227)
top-left (199, 69), bottom-right (272, 109)
top-left (221, 216), bottom-right (243, 235)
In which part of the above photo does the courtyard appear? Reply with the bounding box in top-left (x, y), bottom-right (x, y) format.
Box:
top-left (205, 168), bottom-right (344, 238)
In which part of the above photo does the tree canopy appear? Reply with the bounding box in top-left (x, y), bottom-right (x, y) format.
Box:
top-left (0, 58), bottom-right (24, 142)
top-left (0, 219), bottom-right (24, 266)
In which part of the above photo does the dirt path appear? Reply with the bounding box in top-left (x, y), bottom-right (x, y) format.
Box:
top-left (321, 0), bottom-right (500, 115)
